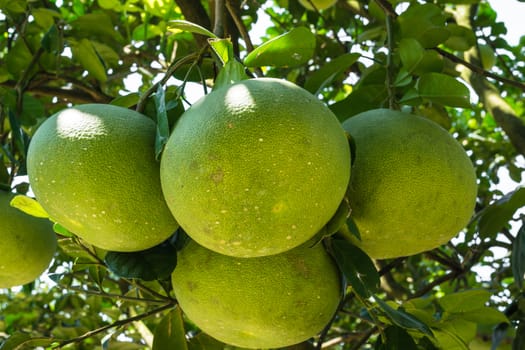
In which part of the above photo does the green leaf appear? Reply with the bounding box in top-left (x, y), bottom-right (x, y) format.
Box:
top-left (444, 24), bottom-right (476, 51)
top-left (53, 222), bottom-right (74, 237)
top-left (105, 240), bottom-right (178, 281)
top-left (416, 73), bottom-right (470, 108)
top-left (457, 307), bottom-right (509, 325)
top-left (374, 297), bottom-right (434, 336)
top-left (214, 60), bottom-right (249, 90)
top-left (152, 307), bottom-right (188, 350)
top-left (398, 38), bottom-right (444, 75)
top-left (0, 333), bottom-right (57, 350)
top-left (154, 85), bottom-right (170, 160)
top-left (398, 3), bottom-right (450, 48)
top-left (304, 53), bottom-right (360, 94)
top-left (209, 38), bottom-right (234, 65)
top-left (330, 84), bottom-right (387, 121)
top-left (513, 322), bottom-right (525, 350)
top-left (8, 110), bottom-right (27, 157)
top-left (244, 27), bottom-right (316, 68)
top-left (438, 289), bottom-right (491, 313)
top-left (511, 222), bottom-right (525, 288)
top-left (9, 195), bottom-right (49, 218)
top-left (70, 38), bottom-right (108, 82)
top-left (41, 24), bottom-right (61, 53)
top-left (110, 93), bottom-right (140, 108)
top-left (331, 238), bottom-right (379, 298)
top-left (375, 326), bottom-right (419, 350)
top-left (167, 20), bottom-right (217, 38)
top-left (187, 333), bottom-right (226, 350)
top-left (477, 186), bottom-right (525, 238)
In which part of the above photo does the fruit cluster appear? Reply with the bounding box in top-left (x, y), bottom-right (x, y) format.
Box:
top-left (23, 77), bottom-right (476, 348)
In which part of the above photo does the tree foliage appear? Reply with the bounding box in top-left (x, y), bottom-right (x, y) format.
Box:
top-left (0, 0), bottom-right (524, 348)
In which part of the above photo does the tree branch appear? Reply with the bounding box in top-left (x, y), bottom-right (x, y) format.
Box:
top-left (454, 5), bottom-right (525, 157)
top-left (55, 303), bottom-right (175, 348)
top-left (175, 0), bottom-right (212, 48)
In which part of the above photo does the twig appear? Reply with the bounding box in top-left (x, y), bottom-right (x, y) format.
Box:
top-left (225, 0), bottom-right (254, 53)
top-left (434, 47), bottom-right (525, 92)
top-left (135, 52), bottom-right (201, 113)
top-left (213, 0), bottom-right (226, 37)
top-left (62, 285), bottom-right (168, 304)
top-left (54, 303), bottom-right (175, 348)
top-left (384, 13), bottom-right (396, 109)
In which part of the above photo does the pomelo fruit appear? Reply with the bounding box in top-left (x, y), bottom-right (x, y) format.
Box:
top-left (342, 109), bottom-right (477, 259)
top-left (298, 0), bottom-right (337, 11)
top-left (26, 104), bottom-right (178, 252)
top-left (0, 191), bottom-right (57, 288)
top-left (171, 240), bottom-right (341, 349)
top-left (160, 78), bottom-right (350, 257)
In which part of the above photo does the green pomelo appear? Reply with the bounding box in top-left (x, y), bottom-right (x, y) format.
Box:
top-left (298, 0), bottom-right (337, 11)
top-left (172, 240), bottom-right (341, 349)
top-left (27, 104), bottom-right (178, 252)
top-left (160, 78), bottom-right (350, 257)
top-left (0, 191), bottom-right (57, 288)
top-left (342, 109), bottom-right (477, 259)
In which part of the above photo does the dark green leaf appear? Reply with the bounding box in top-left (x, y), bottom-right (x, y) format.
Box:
top-left (375, 326), bottom-right (419, 350)
top-left (8, 110), bottom-right (26, 157)
top-left (512, 222), bottom-right (525, 288)
top-left (513, 322), bottom-right (525, 350)
top-left (187, 333), bottom-right (226, 350)
top-left (416, 73), bottom-right (470, 108)
top-left (214, 60), bottom-right (249, 90)
top-left (41, 24), bottom-right (61, 53)
top-left (330, 84), bottom-right (388, 121)
top-left (70, 38), bottom-right (107, 82)
top-left (110, 93), bottom-right (140, 108)
top-left (154, 85), bottom-right (170, 160)
top-left (374, 297), bottom-right (434, 336)
top-left (152, 307), bottom-right (188, 350)
top-left (478, 187), bottom-right (525, 238)
top-left (105, 240), bottom-right (178, 281)
top-left (0, 333), bottom-right (57, 350)
top-left (167, 20), bottom-right (217, 39)
top-left (438, 289), bottom-right (491, 312)
top-left (444, 24), bottom-right (476, 51)
top-left (398, 38), bottom-right (425, 73)
top-left (331, 238), bottom-right (379, 298)
top-left (398, 3), bottom-right (450, 48)
top-left (304, 53), bottom-right (360, 94)
top-left (244, 27), bottom-right (316, 68)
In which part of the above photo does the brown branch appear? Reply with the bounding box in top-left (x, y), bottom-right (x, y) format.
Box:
top-left (434, 47), bottom-right (525, 92)
top-left (454, 5), bottom-right (525, 157)
top-left (175, 0), bottom-right (212, 48)
top-left (135, 52), bottom-right (202, 113)
top-left (226, 0), bottom-right (254, 53)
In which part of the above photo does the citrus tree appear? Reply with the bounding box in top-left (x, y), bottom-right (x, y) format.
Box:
top-left (1, 0), bottom-right (524, 349)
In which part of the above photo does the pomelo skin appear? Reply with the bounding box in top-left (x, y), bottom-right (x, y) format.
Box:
top-left (27, 104), bottom-right (178, 252)
top-left (298, 0), bottom-right (337, 11)
top-left (160, 78), bottom-right (351, 257)
top-left (172, 240), bottom-right (342, 349)
top-left (0, 191), bottom-right (57, 288)
top-left (342, 109), bottom-right (477, 259)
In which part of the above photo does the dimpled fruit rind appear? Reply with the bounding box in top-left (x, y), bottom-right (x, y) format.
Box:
top-left (171, 240), bottom-right (342, 349)
top-left (0, 191), bottom-right (57, 288)
top-left (26, 104), bottom-right (178, 252)
top-left (160, 78), bottom-right (351, 257)
top-left (342, 109), bottom-right (477, 259)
